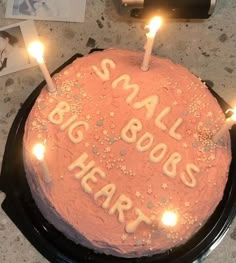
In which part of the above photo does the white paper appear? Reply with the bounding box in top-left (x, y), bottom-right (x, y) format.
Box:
top-left (0, 21), bottom-right (38, 77)
top-left (5, 0), bottom-right (87, 23)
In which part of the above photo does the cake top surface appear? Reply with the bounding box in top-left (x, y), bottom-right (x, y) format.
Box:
top-left (23, 48), bottom-right (231, 257)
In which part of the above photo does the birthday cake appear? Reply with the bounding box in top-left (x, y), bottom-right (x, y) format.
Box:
top-left (23, 48), bottom-right (231, 258)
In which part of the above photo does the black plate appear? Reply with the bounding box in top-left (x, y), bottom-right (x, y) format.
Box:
top-left (1, 52), bottom-right (236, 263)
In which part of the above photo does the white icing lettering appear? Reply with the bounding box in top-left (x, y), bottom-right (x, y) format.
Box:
top-left (133, 95), bottom-right (158, 120)
top-left (68, 121), bottom-right (89, 144)
top-left (136, 132), bottom-right (154, 152)
top-left (94, 183), bottom-right (116, 209)
top-left (121, 118), bottom-right (142, 143)
top-left (155, 107), bottom-right (171, 131)
top-left (81, 167), bottom-right (106, 194)
top-left (180, 164), bottom-right (199, 188)
top-left (112, 74), bottom-right (139, 104)
top-left (149, 143), bottom-right (168, 163)
top-left (125, 208), bottom-right (152, 233)
top-left (109, 194), bottom-right (133, 223)
top-left (68, 152), bottom-right (95, 179)
top-left (60, 115), bottom-right (77, 131)
top-left (48, 101), bottom-right (70, 125)
top-left (163, 152), bottom-right (182, 178)
top-left (92, 58), bottom-right (116, 81)
top-left (169, 118), bottom-right (183, 141)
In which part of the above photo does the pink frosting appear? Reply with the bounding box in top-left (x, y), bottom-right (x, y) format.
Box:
top-left (23, 48), bottom-right (231, 258)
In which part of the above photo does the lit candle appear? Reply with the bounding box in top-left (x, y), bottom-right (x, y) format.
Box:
top-left (161, 211), bottom-right (178, 227)
top-left (28, 41), bottom-right (56, 93)
top-left (141, 16), bottom-right (163, 72)
top-left (32, 143), bottom-right (52, 184)
top-left (212, 108), bottom-right (236, 143)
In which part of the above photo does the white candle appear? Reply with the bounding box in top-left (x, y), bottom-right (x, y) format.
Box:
top-left (28, 41), bottom-right (56, 93)
top-left (212, 108), bottom-right (236, 143)
top-left (141, 16), bottom-right (162, 72)
top-left (33, 143), bottom-right (52, 184)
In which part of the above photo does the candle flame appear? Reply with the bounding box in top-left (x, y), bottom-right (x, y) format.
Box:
top-left (28, 41), bottom-right (44, 63)
top-left (226, 108), bottom-right (236, 121)
top-left (161, 211), bottom-right (178, 227)
top-left (33, 143), bottom-right (45, 161)
top-left (147, 16), bottom-right (163, 37)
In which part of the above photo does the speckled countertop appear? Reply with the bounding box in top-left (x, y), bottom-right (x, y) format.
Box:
top-left (0, 0), bottom-right (236, 262)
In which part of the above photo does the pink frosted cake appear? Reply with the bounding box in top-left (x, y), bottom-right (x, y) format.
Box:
top-left (23, 48), bottom-right (231, 258)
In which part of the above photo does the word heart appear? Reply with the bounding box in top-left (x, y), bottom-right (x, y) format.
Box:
top-left (68, 152), bottom-right (152, 234)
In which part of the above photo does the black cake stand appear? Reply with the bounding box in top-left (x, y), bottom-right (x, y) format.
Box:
top-left (1, 52), bottom-right (236, 263)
